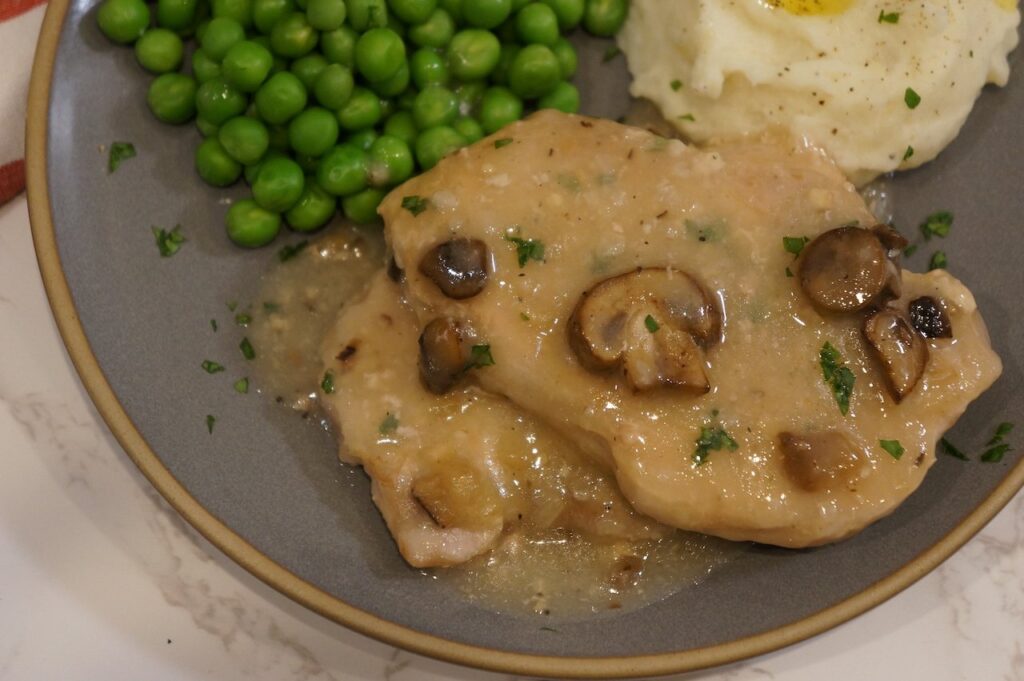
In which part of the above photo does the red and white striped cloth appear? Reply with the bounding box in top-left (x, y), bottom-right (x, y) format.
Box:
top-left (1, 0), bottom-right (47, 206)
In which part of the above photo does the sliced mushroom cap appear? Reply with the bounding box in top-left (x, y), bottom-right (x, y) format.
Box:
top-left (779, 431), bottom-right (866, 492)
top-left (411, 457), bottom-right (503, 531)
top-left (799, 225), bottom-right (900, 312)
top-left (909, 296), bottom-right (952, 339)
top-left (419, 238), bottom-right (489, 299)
top-left (419, 317), bottom-right (469, 394)
top-left (568, 268), bottom-right (720, 392)
top-left (863, 307), bottom-right (929, 402)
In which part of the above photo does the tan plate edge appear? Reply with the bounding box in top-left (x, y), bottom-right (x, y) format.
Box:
top-left (25, 1), bottom-right (1024, 677)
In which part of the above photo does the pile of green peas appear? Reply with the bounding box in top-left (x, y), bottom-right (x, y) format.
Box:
top-left (96, 0), bottom-right (629, 248)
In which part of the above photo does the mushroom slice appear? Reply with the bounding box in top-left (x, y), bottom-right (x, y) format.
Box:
top-left (779, 431), bottom-right (866, 492)
top-left (419, 317), bottom-right (469, 394)
top-left (568, 268), bottom-right (720, 392)
top-left (419, 238), bottom-right (489, 299)
top-left (411, 456), bottom-right (503, 531)
top-left (909, 296), bottom-right (952, 339)
top-left (799, 225), bottom-right (897, 312)
top-left (863, 307), bottom-right (929, 402)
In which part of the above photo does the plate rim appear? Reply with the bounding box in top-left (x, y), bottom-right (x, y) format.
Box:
top-left (25, 0), bottom-right (1024, 676)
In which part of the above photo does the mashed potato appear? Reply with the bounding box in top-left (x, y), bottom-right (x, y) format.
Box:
top-left (619, 0), bottom-right (1020, 184)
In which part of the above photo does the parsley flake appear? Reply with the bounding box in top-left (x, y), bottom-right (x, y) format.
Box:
top-left (277, 240), bottom-right (308, 262)
top-left (233, 377), bottom-right (249, 394)
top-left (206, 414), bottom-right (216, 434)
top-left (494, 137), bottom-right (514, 148)
top-left (904, 244), bottom-right (919, 257)
top-left (321, 370), bottom-right (335, 394)
top-left (670, 79), bottom-right (683, 91)
top-left (504, 232), bottom-right (546, 267)
top-left (201, 360), bottom-right (225, 374)
top-left (693, 425), bottom-right (739, 466)
top-left (878, 10), bottom-right (900, 23)
top-left (378, 412), bottom-right (399, 435)
top-left (235, 312), bottom-right (252, 326)
top-left (644, 315), bottom-right (660, 333)
top-left (920, 211), bottom-right (953, 239)
top-left (905, 87), bottom-right (921, 109)
top-left (401, 195), bottom-right (429, 216)
top-left (467, 344), bottom-right (495, 369)
top-left (940, 438), bottom-right (969, 461)
top-left (783, 235), bottom-right (810, 257)
top-left (819, 342), bottom-right (855, 416)
top-left (879, 439), bottom-right (905, 460)
top-left (602, 46), bottom-right (621, 62)
top-left (210, 319), bottom-right (218, 332)
top-left (928, 251), bottom-right (948, 271)
top-left (903, 145), bottom-right (914, 161)
top-left (981, 444), bottom-right (1011, 463)
top-left (152, 225), bottom-right (185, 257)
top-left (239, 337), bottom-right (256, 360)
top-left (108, 142), bottom-right (136, 173)
top-left (987, 422), bottom-right (1015, 446)
top-left (678, 113), bottom-right (696, 122)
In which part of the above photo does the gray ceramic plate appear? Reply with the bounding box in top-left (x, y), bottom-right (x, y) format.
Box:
top-left (27, 1), bottom-right (1024, 677)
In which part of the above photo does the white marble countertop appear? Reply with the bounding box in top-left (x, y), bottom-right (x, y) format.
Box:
top-left (1, 190), bottom-right (1022, 680)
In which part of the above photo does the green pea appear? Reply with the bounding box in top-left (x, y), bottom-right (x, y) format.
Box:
top-left (491, 43), bottom-right (519, 85)
top-left (252, 157), bottom-right (305, 211)
top-left (134, 29), bottom-right (184, 73)
top-left (550, 37), bottom-right (576, 78)
top-left (446, 29), bottom-right (501, 81)
top-left (342, 187), bottom-right (386, 224)
top-left (582, 0), bottom-right (626, 37)
top-left (320, 26), bottom-right (357, 66)
top-left (290, 53), bottom-right (328, 89)
top-left (306, 0), bottom-right (346, 30)
top-left (178, 0), bottom-right (210, 38)
top-left (414, 125), bottom-right (465, 169)
top-left (507, 44), bottom-right (560, 99)
top-left (383, 111), bottom-right (418, 146)
top-left (200, 17), bottom-right (245, 60)
top-left (537, 80), bottom-right (578, 113)
top-left (286, 180), bottom-right (337, 231)
top-left (252, 0), bottom-right (293, 32)
top-left (412, 84), bottom-right (458, 129)
top-left (516, 2), bottom-right (558, 45)
top-left (227, 199), bottom-right (281, 247)
top-left (462, 0), bottom-right (510, 28)
top-left (539, 0), bottom-right (582, 29)
top-left (407, 8), bottom-right (454, 48)
top-left (410, 48), bottom-right (449, 89)
top-left (195, 17), bottom-right (211, 42)
top-left (254, 71), bottom-right (307, 124)
top-left (347, 128), bottom-right (379, 151)
top-left (192, 48), bottom-right (222, 82)
top-left (270, 12), bottom-right (318, 58)
top-left (288, 107), bottom-right (339, 156)
top-left (244, 149), bottom-right (285, 183)
top-left (97, 0), bottom-right (151, 44)
top-left (317, 144), bottom-right (368, 196)
top-left (147, 73), bottom-right (198, 124)
top-left (388, 0), bottom-right (435, 23)
top-left (478, 85), bottom-right (522, 133)
top-left (511, 0), bottom-right (529, 10)
top-left (337, 87), bottom-right (383, 131)
top-left (211, 0), bottom-right (252, 27)
top-left (196, 78), bottom-right (248, 124)
top-left (195, 116), bottom-right (221, 137)
top-left (195, 137), bottom-right (242, 185)
top-left (156, 0), bottom-right (198, 31)
top-left (222, 40), bottom-right (273, 92)
top-left (313, 63), bottom-right (354, 110)
top-left (367, 135), bottom-right (414, 187)
top-left (371, 61), bottom-right (410, 97)
top-left (355, 28), bottom-right (406, 83)
top-left (347, 0), bottom-right (388, 30)
top-left (452, 115), bottom-right (483, 143)
top-left (218, 116), bottom-right (270, 164)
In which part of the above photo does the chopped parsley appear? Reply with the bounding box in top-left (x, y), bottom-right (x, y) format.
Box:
top-left (987, 422), bottom-right (1015, 446)
top-left (205, 414), bottom-right (216, 434)
top-left (378, 412), bottom-right (399, 435)
top-left (108, 142), bottom-right (136, 173)
top-left (520, 311), bottom-right (531, 321)
top-left (785, 266), bottom-right (794, 278)
top-left (227, 301), bottom-right (238, 311)
top-left (277, 240), bottom-right (308, 262)
top-left (928, 250), bottom-right (948, 271)
top-left (904, 244), bottom-right (919, 257)
top-left (320, 370), bottom-right (335, 394)
top-left (239, 337), bottom-right (255, 360)
top-left (467, 344), bottom-right (495, 369)
top-left (152, 225), bottom-right (185, 257)
top-left (693, 425), bottom-right (739, 466)
top-left (401, 195), bottom-right (429, 216)
top-left (940, 438), bottom-right (969, 461)
top-left (494, 137), bottom-right (514, 148)
top-left (263, 301), bottom-right (280, 313)
top-left (602, 45), bottom-right (621, 62)
top-left (819, 342), bottom-right (855, 416)
top-left (644, 314), bottom-right (660, 333)
top-left (670, 79), bottom-right (683, 91)
top-left (903, 145), bottom-right (915, 161)
top-left (201, 360), bottom-right (225, 374)
top-left (678, 113), bottom-right (696, 122)
top-left (210, 319), bottom-right (218, 332)
top-left (904, 87), bottom-right (921, 109)
top-left (920, 210), bottom-right (953, 239)
top-left (982, 422), bottom-right (1015, 463)
top-left (235, 312), bottom-right (252, 326)
top-left (879, 439), bottom-right (905, 460)
top-left (783, 235), bottom-right (810, 257)
top-left (877, 10), bottom-right (900, 23)
top-left (233, 377), bottom-right (249, 394)
top-left (504, 232), bottom-right (546, 267)
top-left (539, 626), bottom-right (559, 632)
